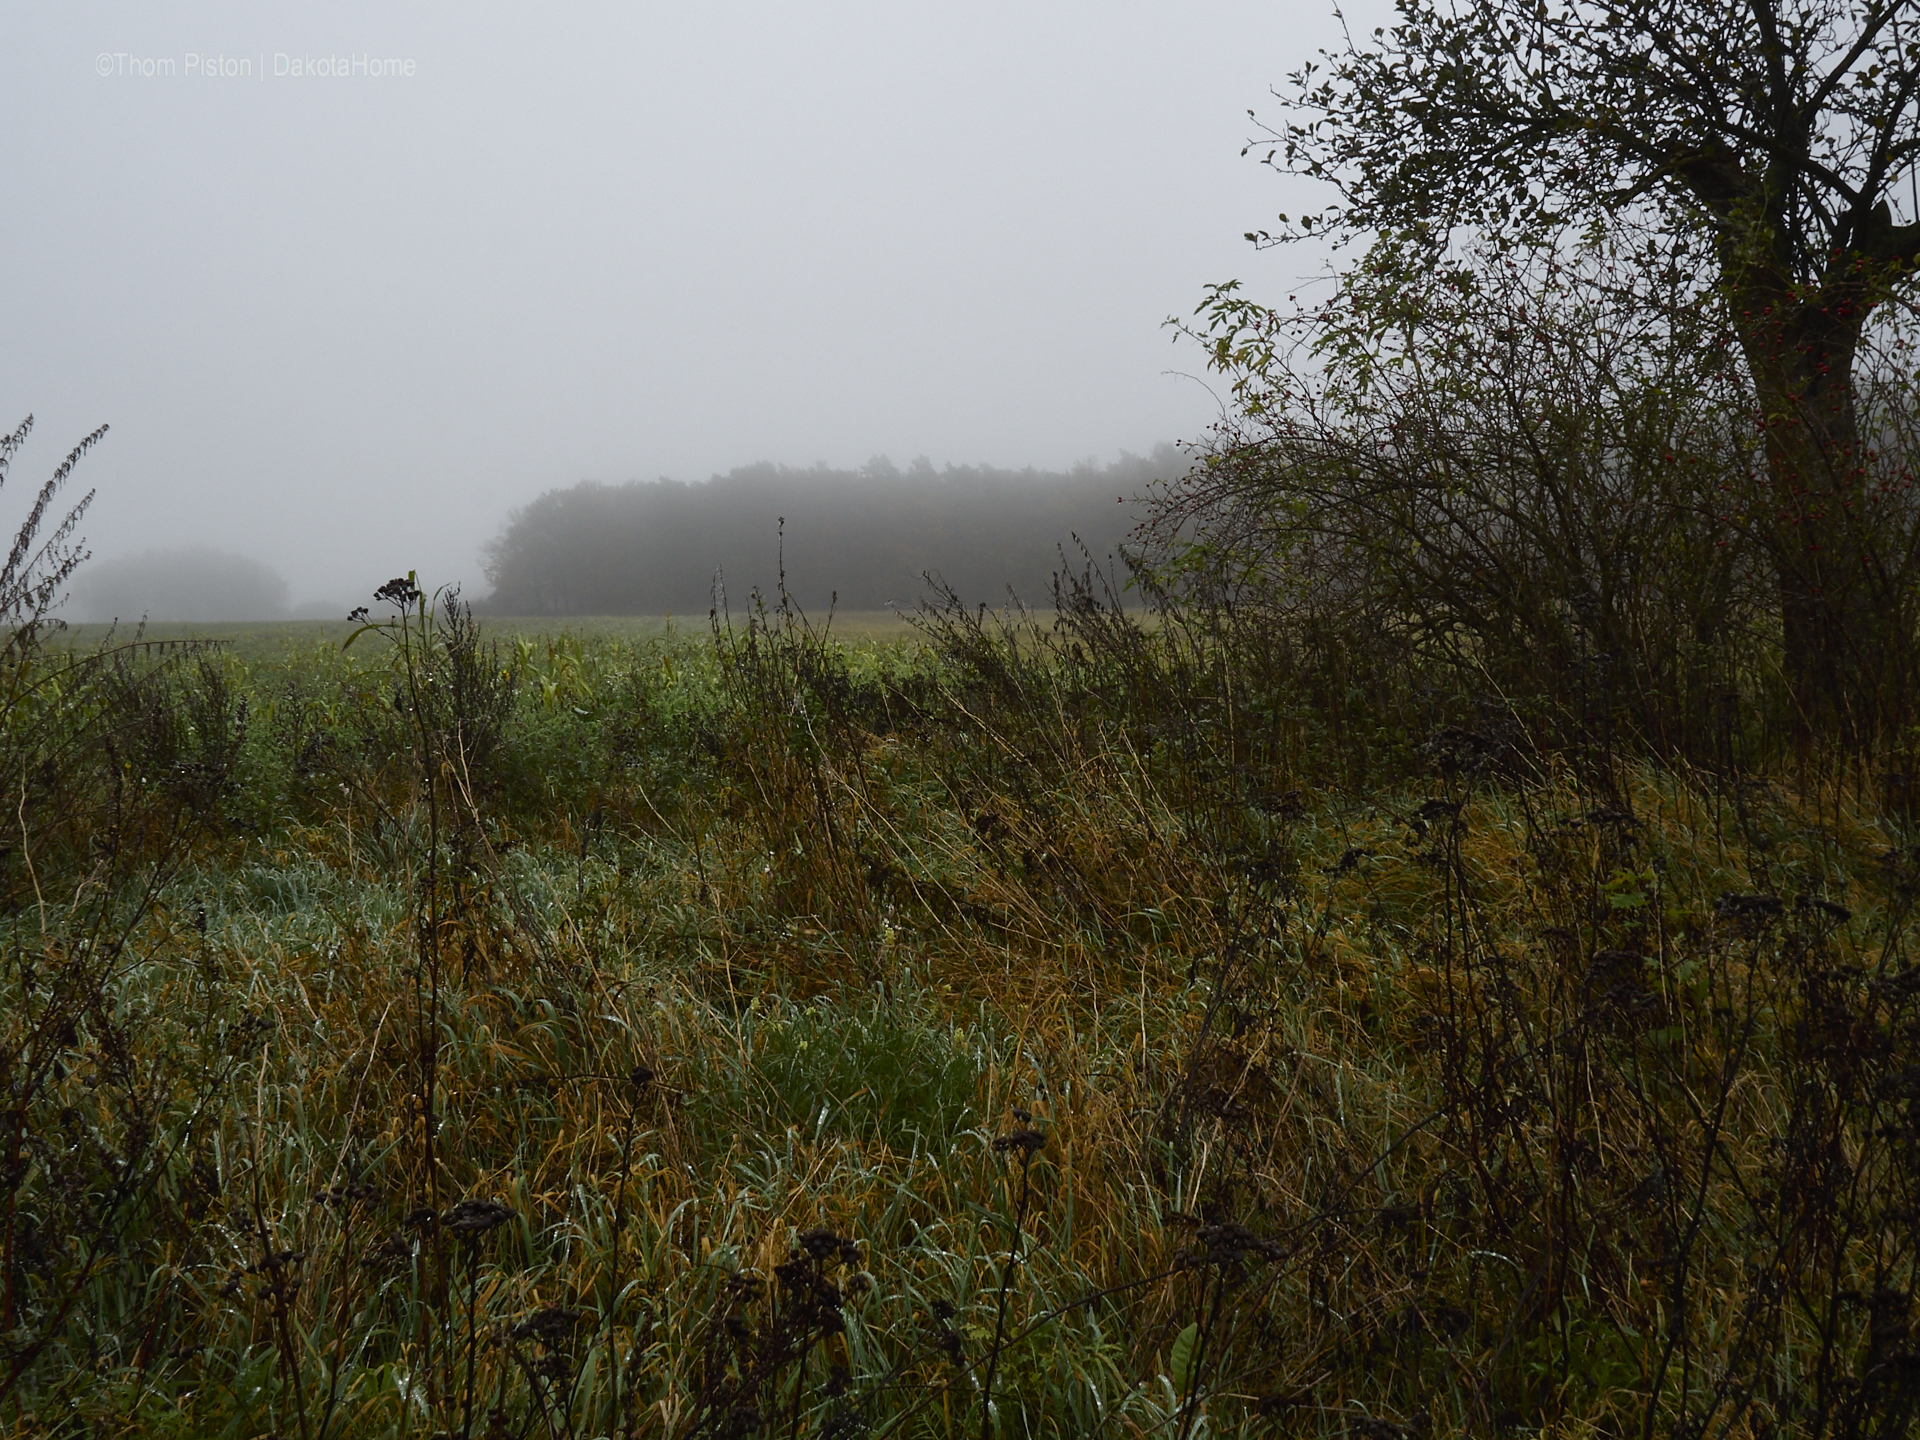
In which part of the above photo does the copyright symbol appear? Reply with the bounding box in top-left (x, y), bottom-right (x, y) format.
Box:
top-left (95, 53), bottom-right (115, 76)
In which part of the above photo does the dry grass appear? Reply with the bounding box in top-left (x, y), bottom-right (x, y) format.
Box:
top-left (0, 597), bottom-right (1915, 1438)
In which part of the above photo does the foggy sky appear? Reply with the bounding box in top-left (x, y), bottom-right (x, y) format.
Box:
top-left (2, 2), bottom-right (1354, 608)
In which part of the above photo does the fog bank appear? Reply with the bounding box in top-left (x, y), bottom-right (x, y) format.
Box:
top-left (68, 546), bottom-right (295, 623)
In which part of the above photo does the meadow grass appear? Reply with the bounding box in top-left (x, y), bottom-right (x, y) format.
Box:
top-left (52, 611), bottom-right (922, 664)
top-left (1, 598), bottom-right (1915, 1438)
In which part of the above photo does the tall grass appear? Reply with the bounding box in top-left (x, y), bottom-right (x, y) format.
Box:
top-left (0, 571), bottom-right (1914, 1437)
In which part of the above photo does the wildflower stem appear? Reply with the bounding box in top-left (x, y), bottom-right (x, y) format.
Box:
top-left (978, 1149), bottom-right (1034, 1440)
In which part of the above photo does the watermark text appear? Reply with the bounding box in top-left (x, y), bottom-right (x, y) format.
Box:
top-left (95, 52), bottom-right (417, 80)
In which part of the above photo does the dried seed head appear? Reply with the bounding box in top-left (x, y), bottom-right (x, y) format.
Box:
top-left (1795, 893), bottom-right (1852, 923)
top-left (444, 1198), bottom-right (516, 1235)
top-left (798, 1226), bottom-right (849, 1261)
top-left (510, 1306), bottom-right (583, 1346)
top-left (364, 1233), bottom-right (414, 1268)
top-left (1716, 892), bottom-right (1784, 924)
top-left (374, 577), bottom-right (422, 608)
top-left (314, 1180), bottom-right (379, 1209)
top-left (1177, 1220), bottom-right (1283, 1275)
top-left (993, 1127), bottom-right (1046, 1158)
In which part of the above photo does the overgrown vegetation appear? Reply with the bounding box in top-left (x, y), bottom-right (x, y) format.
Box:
top-left (2, 521), bottom-right (1917, 1435)
top-left (13, 5), bottom-right (1920, 1429)
top-left (1140, 0), bottom-right (1920, 775)
top-left (1151, 241), bottom-right (1920, 773)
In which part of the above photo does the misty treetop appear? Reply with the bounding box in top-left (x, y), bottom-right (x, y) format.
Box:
top-left (480, 449), bottom-right (1176, 615)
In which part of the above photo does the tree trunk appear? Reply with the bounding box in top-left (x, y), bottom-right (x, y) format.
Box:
top-left (1737, 286), bottom-right (1882, 750)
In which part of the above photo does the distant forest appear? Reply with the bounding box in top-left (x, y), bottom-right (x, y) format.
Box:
top-left (68, 546), bottom-right (295, 624)
top-left (479, 449), bottom-right (1178, 615)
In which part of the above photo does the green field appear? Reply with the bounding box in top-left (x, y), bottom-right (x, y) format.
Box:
top-left (54, 610), bottom-right (922, 662)
top-left (0, 599), bottom-right (1911, 1438)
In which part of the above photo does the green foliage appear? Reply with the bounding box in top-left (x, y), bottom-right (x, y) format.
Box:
top-left (1257, 0), bottom-right (1920, 281)
top-left (691, 988), bottom-right (988, 1153)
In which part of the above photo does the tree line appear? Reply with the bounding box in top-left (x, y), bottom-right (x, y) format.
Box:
top-left (479, 450), bottom-right (1176, 615)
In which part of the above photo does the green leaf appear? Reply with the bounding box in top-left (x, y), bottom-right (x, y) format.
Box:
top-left (1170, 1321), bottom-right (1199, 1394)
top-left (341, 622), bottom-right (381, 652)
